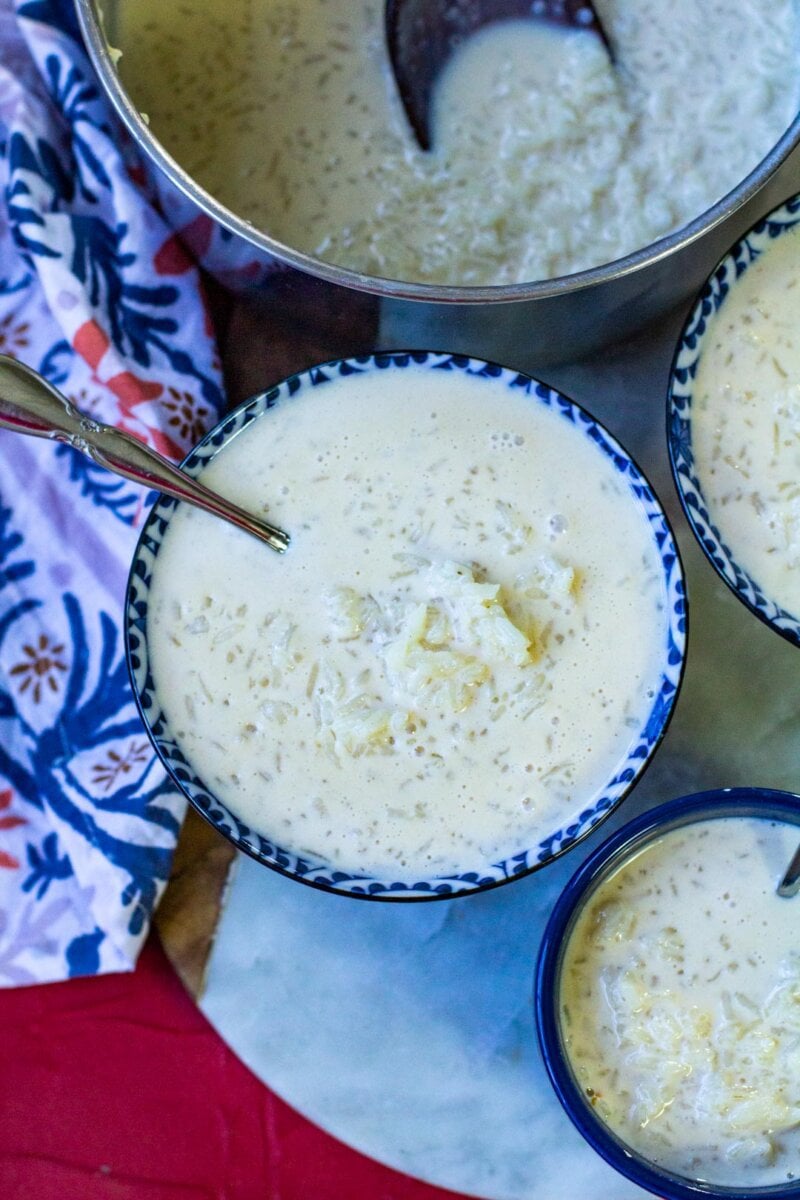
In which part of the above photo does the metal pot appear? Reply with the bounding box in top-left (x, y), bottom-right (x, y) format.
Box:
top-left (75, 0), bottom-right (800, 367)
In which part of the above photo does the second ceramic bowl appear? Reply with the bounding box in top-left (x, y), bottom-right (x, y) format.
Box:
top-left (536, 786), bottom-right (800, 1200)
top-left (668, 192), bottom-right (800, 649)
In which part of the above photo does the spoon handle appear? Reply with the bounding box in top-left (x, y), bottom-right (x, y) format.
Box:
top-left (0, 355), bottom-right (289, 554)
top-left (777, 842), bottom-right (800, 898)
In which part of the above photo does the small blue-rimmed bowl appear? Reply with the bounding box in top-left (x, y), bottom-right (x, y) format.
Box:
top-left (667, 193), bottom-right (800, 650)
top-left (126, 350), bottom-right (687, 900)
top-left (536, 787), bottom-right (800, 1200)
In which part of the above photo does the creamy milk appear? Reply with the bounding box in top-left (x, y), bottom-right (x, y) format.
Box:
top-left (115, 0), bottom-right (800, 285)
top-left (561, 816), bottom-right (800, 1186)
top-left (145, 367), bottom-right (667, 880)
top-left (691, 225), bottom-right (800, 619)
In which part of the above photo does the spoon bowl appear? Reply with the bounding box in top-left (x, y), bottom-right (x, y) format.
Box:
top-left (385, 0), bottom-right (613, 149)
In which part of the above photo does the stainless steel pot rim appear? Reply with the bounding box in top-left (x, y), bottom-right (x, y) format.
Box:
top-left (75, 0), bottom-right (800, 305)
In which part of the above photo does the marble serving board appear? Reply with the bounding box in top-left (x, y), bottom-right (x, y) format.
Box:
top-left (158, 292), bottom-right (800, 1200)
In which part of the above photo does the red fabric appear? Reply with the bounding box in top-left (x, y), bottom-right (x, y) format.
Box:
top-left (0, 935), bottom-right (472, 1200)
top-left (72, 319), bottom-right (110, 370)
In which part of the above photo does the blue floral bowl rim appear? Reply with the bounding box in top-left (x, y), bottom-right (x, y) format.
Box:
top-left (125, 348), bottom-right (688, 902)
top-left (666, 190), bottom-right (800, 651)
top-left (535, 785), bottom-right (800, 1200)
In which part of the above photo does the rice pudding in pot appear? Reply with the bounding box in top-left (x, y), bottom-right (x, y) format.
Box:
top-left (142, 360), bottom-right (673, 883)
top-left (115, 0), bottom-right (800, 285)
top-left (690, 221), bottom-right (800, 622)
top-left (559, 814), bottom-right (800, 1188)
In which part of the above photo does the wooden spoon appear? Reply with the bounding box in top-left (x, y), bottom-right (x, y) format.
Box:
top-left (385, 0), bottom-right (613, 151)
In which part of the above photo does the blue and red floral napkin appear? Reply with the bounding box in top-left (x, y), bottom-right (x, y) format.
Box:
top-left (0, 0), bottom-right (224, 984)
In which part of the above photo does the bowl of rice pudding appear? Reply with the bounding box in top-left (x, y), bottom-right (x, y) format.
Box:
top-left (75, 0), bottom-right (800, 363)
top-left (125, 352), bottom-right (686, 899)
top-left (536, 787), bottom-right (800, 1200)
top-left (668, 193), bottom-right (800, 649)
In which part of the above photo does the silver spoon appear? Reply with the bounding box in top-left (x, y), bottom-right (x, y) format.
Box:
top-left (385, 0), bottom-right (614, 151)
top-left (777, 843), bottom-right (800, 898)
top-left (0, 355), bottom-right (290, 554)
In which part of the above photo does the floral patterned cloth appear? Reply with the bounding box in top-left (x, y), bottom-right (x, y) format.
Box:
top-left (0, 0), bottom-right (224, 984)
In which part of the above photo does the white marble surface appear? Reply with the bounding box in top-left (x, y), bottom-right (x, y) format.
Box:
top-left (199, 311), bottom-right (800, 1199)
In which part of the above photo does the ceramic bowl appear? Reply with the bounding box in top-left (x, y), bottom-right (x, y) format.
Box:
top-left (667, 193), bottom-right (800, 649)
top-left (125, 350), bottom-right (686, 900)
top-left (535, 786), bottom-right (800, 1200)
